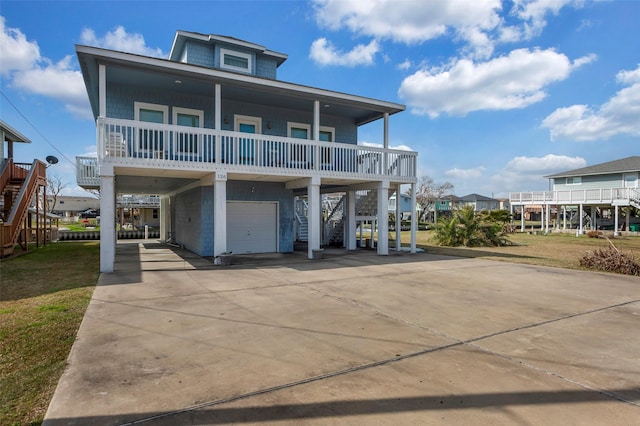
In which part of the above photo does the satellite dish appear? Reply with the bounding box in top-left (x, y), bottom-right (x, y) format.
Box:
top-left (46, 155), bottom-right (59, 165)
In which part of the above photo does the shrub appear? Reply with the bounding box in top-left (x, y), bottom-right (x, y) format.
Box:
top-left (586, 230), bottom-right (601, 238)
top-left (433, 206), bottom-right (511, 247)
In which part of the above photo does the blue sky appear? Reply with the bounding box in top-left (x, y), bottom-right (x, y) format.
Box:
top-left (1, 0), bottom-right (638, 198)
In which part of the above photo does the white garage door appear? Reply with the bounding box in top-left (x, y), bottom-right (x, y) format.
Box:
top-left (227, 202), bottom-right (278, 254)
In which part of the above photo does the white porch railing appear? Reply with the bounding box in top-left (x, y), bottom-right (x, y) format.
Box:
top-left (509, 188), bottom-right (640, 206)
top-left (94, 117), bottom-right (417, 181)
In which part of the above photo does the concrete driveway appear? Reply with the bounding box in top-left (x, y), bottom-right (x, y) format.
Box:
top-left (44, 241), bottom-right (640, 425)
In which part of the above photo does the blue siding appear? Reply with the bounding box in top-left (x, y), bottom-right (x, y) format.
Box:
top-left (174, 187), bottom-right (204, 255)
top-left (256, 56), bottom-right (277, 79)
top-left (107, 85), bottom-right (358, 144)
top-left (183, 40), bottom-right (214, 68)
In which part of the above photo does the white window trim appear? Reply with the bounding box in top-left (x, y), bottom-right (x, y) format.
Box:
top-left (623, 173), bottom-right (638, 188)
top-left (172, 107), bottom-right (204, 127)
top-left (235, 115), bottom-right (262, 134)
top-left (287, 122), bottom-right (311, 139)
top-left (134, 102), bottom-right (168, 123)
top-left (319, 126), bottom-right (335, 141)
top-left (220, 48), bottom-right (252, 74)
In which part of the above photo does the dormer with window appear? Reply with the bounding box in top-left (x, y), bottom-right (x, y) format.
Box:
top-left (169, 31), bottom-right (287, 79)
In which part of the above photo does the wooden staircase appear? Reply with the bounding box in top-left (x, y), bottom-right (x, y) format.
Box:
top-left (0, 159), bottom-right (47, 256)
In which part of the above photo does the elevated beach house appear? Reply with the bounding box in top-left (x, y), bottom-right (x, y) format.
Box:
top-left (510, 156), bottom-right (640, 234)
top-left (75, 31), bottom-right (418, 272)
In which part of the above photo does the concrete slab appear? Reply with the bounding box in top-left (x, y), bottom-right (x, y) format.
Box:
top-left (44, 241), bottom-right (640, 425)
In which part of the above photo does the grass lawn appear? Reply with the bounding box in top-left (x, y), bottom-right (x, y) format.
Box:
top-left (0, 241), bottom-right (100, 426)
top-left (405, 230), bottom-right (640, 271)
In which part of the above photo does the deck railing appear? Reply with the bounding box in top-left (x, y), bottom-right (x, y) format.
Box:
top-left (509, 188), bottom-right (640, 205)
top-left (94, 117), bottom-right (417, 181)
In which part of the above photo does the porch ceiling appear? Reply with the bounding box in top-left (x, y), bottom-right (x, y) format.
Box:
top-left (113, 167), bottom-right (382, 196)
top-left (77, 45), bottom-right (404, 126)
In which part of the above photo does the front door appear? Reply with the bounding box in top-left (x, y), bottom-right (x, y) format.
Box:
top-left (235, 115), bottom-right (261, 165)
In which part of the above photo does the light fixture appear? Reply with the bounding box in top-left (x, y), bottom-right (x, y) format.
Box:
top-left (266, 120), bottom-right (272, 130)
top-left (224, 115), bottom-right (229, 125)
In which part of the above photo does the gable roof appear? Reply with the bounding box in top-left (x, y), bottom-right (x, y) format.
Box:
top-left (544, 156), bottom-right (640, 179)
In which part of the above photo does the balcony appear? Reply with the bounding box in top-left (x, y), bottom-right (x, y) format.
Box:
top-left (509, 188), bottom-right (640, 207)
top-left (77, 117), bottom-right (418, 190)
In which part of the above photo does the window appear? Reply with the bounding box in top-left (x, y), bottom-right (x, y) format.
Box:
top-left (153, 209), bottom-right (158, 219)
top-left (566, 176), bottom-right (582, 185)
top-left (134, 102), bottom-right (168, 153)
top-left (173, 107), bottom-right (203, 154)
top-left (220, 48), bottom-right (252, 73)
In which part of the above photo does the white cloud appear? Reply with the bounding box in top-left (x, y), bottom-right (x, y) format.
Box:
top-left (309, 38), bottom-right (379, 67)
top-left (313, 0), bottom-right (502, 58)
top-left (512, 0), bottom-right (584, 39)
top-left (541, 64), bottom-right (640, 141)
top-left (397, 59), bottom-right (412, 71)
top-left (12, 55), bottom-right (91, 119)
top-left (398, 48), bottom-right (594, 118)
top-left (80, 26), bottom-right (165, 58)
top-left (360, 141), bottom-right (414, 151)
top-left (0, 16), bottom-right (41, 75)
top-left (491, 154), bottom-right (586, 191)
top-left (445, 166), bottom-right (486, 179)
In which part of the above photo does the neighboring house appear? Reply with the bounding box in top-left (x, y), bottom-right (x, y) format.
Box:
top-left (510, 156), bottom-right (640, 234)
top-left (75, 30), bottom-right (418, 271)
top-left (388, 193), bottom-right (420, 220)
top-left (454, 193), bottom-right (501, 211)
top-left (47, 195), bottom-right (99, 221)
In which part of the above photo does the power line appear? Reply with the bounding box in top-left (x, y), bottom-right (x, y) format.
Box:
top-left (1, 90), bottom-right (76, 167)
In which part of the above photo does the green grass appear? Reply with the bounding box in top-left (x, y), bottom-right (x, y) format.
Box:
top-left (0, 242), bottom-right (100, 426)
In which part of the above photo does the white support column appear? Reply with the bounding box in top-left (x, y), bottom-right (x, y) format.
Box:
top-left (99, 64), bottom-right (106, 117)
top-left (395, 185), bottom-right (401, 251)
top-left (215, 84), bottom-right (222, 162)
top-left (540, 205), bottom-right (545, 232)
top-left (215, 83), bottom-right (221, 129)
top-left (377, 180), bottom-right (389, 255)
top-left (579, 204), bottom-right (584, 234)
top-left (591, 206), bottom-right (597, 231)
top-left (545, 204), bottom-right (550, 233)
top-left (383, 112), bottom-right (389, 174)
top-left (308, 176), bottom-right (321, 259)
top-left (347, 190), bottom-right (356, 250)
top-left (626, 206), bottom-right (631, 231)
top-left (614, 205), bottom-right (619, 236)
top-left (313, 100), bottom-right (320, 141)
top-left (563, 206), bottom-right (567, 230)
top-left (410, 182), bottom-right (417, 253)
top-left (213, 171), bottom-right (227, 264)
top-left (99, 165), bottom-right (115, 273)
top-left (160, 196), bottom-right (170, 241)
top-left (521, 205), bottom-right (525, 232)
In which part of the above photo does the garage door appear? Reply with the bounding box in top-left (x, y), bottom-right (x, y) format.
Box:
top-left (227, 202), bottom-right (278, 254)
